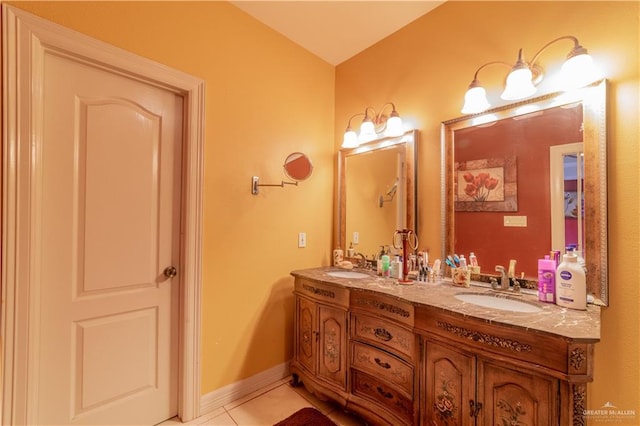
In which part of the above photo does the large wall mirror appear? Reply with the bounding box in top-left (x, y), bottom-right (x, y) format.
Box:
top-left (442, 80), bottom-right (608, 305)
top-left (336, 130), bottom-right (418, 259)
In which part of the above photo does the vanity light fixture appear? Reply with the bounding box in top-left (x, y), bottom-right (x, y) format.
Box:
top-left (342, 102), bottom-right (404, 148)
top-left (461, 35), bottom-right (598, 114)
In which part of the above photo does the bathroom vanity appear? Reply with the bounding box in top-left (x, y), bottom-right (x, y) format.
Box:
top-left (290, 267), bottom-right (600, 426)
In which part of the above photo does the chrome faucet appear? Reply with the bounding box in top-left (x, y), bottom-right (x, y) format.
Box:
top-left (493, 265), bottom-right (510, 290)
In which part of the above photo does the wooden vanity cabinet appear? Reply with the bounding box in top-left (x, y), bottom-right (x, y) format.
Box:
top-left (423, 338), bottom-right (558, 425)
top-left (291, 278), bottom-right (349, 402)
top-left (290, 271), bottom-right (598, 426)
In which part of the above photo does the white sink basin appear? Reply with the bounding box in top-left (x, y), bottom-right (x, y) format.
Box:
top-left (455, 293), bottom-right (542, 313)
top-left (326, 271), bottom-right (370, 279)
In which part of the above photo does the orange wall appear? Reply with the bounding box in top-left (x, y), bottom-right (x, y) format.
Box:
top-left (5, 1), bottom-right (639, 420)
top-left (336, 1), bottom-right (639, 420)
top-left (5, 1), bottom-right (336, 394)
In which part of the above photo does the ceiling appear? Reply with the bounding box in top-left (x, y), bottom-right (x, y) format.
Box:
top-left (230, 1), bottom-right (446, 65)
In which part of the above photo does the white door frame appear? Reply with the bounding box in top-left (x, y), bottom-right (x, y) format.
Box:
top-left (1, 5), bottom-right (204, 424)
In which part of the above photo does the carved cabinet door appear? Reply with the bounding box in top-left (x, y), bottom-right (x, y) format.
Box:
top-left (423, 340), bottom-right (476, 425)
top-left (296, 296), bottom-right (317, 375)
top-left (317, 304), bottom-right (348, 390)
top-left (477, 358), bottom-right (559, 426)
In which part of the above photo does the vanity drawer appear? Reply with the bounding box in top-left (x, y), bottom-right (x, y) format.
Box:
top-left (351, 341), bottom-right (414, 398)
top-left (351, 313), bottom-right (417, 362)
top-left (350, 291), bottom-right (414, 327)
top-left (295, 278), bottom-right (349, 308)
top-left (351, 369), bottom-right (415, 425)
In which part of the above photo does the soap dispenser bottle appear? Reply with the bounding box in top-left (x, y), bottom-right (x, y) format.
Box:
top-left (555, 250), bottom-right (587, 310)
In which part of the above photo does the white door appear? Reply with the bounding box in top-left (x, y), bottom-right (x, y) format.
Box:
top-left (1, 6), bottom-right (204, 425)
top-left (35, 53), bottom-right (182, 425)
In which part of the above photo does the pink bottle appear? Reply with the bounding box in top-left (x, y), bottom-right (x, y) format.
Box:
top-left (537, 255), bottom-right (556, 303)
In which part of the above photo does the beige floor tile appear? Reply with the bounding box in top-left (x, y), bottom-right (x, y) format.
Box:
top-left (227, 383), bottom-right (313, 426)
top-left (223, 377), bottom-right (290, 411)
top-left (196, 410), bottom-right (238, 425)
top-left (289, 382), bottom-right (335, 415)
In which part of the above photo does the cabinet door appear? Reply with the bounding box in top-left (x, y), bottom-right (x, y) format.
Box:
top-left (317, 304), bottom-right (348, 390)
top-left (296, 296), bottom-right (317, 374)
top-left (423, 340), bottom-right (475, 425)
top-left (478, 359), bottom-right (558, 426)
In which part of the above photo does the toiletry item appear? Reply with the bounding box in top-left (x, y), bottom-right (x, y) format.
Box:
top-left (395, 256), bottom-right (403, 280)
top-left (458, 255), bottom-right (467, 270)
top-left (566, 245), bottom-right (587, 273)
top-left (432, 259), bottom-right (441, 278)
top-left (452, 267), bottom-right (471, 287)
top-left (453, 254), bottom-right (460, 267)
top-left (445, 256), bottom-right (455, 268)
top-left (347, 242), bottom-right (355, 258)
top-left (333, 248), bottom-right (344, 266)
top-left (381, 255), bottom-right (391, 278)
top-left (469, 252), bottom-right (478, 267)
top-left (550, 250), bottom-right (561, 265)
top-left (555, 251), bottom-right (587, 310)
top-left (507, 259), bottom-right (517, 278)
top-left (537, 255), bottom-right (556, 303)
top-left (390, 256), bottom-right (402, 279)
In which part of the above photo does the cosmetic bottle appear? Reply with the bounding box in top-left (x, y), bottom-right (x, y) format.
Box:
top-left (347, 242), bottom-right (355, 258)
top-left (333, 248), bottom-right (343, 266)
top-left (555, 251), bottom-right (587, 310)
top-left (381, 255), bottom-right (390, 278)
top-left (469, 252), bottom-right (478, 267)
top-left (537, 255), bottom-right (556, 303)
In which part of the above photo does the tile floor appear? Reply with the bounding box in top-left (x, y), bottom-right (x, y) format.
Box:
top-left (159, 377), bottom-right (366, 426)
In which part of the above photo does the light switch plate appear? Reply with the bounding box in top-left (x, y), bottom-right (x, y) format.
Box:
top-left (298, 232), bottom-right (306, 248)
top-left (353, 231), bottom-right (359, 244)
top-left (503, 216), bottom-right (527, 227)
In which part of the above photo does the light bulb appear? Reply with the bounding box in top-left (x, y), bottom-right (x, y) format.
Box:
top-left (462, 85), bottom-right (491, 114)
top-left (342, 129), bottom-right (359, 148)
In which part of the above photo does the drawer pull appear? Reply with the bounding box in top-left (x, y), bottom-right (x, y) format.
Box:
top-left (377, 386), bottom-right (393, 399)
top-left (374, 358), bottom-right (391, 369)
top-left (374, 327), bottom-right (392, 341)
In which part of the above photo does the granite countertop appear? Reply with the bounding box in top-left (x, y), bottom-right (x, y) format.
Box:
top-left (291, 266), bottom-right (600, 341)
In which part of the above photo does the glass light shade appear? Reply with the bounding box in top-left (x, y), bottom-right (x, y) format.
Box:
top-left (461, 85), bottom-right (491, 114)
top-left (501, 67), bottom-right (537, 100)
top-left (384, 115), bottom-right (404, 137)
top-left (358, 120), bottom-right (377, 143)
top-left (560, 53), bottom-right (597, 89)
top-left (342, 129), bottom-right (359, 148)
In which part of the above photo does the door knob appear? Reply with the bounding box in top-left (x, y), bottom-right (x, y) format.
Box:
top-left (164, 266), bottom-right (177, 278)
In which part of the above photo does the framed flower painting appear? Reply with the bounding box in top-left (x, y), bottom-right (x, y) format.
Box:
top-left (454, 156), bottom-right (517, 212)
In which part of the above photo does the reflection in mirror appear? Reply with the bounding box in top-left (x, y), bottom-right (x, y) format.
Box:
top-left (442, 80), bottom-right (607, 305)
top-left (336, 130), bottom-right (417, 259)
top-left (283, 152), bottom-right (313, 181)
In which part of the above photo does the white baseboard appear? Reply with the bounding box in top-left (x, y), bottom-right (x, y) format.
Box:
top-left (199, 361), bottom-right (291, 415)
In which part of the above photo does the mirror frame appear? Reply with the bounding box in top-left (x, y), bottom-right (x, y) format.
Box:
top-left (442, 79), bottom-right (608, 305)
top-left (335, 129), bottom-right (418, 253)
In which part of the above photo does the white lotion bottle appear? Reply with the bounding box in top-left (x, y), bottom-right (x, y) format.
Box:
top-left (555, 251), bottom-right (587, 310)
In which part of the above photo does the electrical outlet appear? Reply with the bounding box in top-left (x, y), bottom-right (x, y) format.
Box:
top-left (353, 231), bottom-right (359, 244)
top-left (298, 232), bottom-right (307, 248)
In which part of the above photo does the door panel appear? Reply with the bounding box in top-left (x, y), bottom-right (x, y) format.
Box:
top-left (36, 49), bottom-right (182, 425)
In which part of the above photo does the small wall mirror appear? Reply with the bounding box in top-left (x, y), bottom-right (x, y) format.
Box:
top-left (284, 152), bottom-right (313, 181)
top-left (335, 130), bottom-right (417, 258)
top-left (442, 80), bottom-right (608, 305)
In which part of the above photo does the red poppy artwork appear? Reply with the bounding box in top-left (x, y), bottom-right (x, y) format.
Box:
top-left (454, 157), bottom-right (517, 212)
top-left (458, 168), bottom-right (504, 202)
